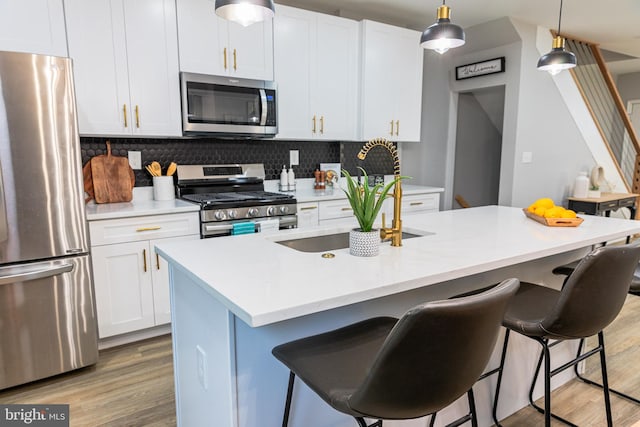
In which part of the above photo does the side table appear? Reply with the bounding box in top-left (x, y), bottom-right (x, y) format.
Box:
top-left (567, 192), bottom-right (638, 219)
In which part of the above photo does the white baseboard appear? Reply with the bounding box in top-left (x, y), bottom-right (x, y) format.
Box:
top-left (98, 324), bottom-right (172, 350)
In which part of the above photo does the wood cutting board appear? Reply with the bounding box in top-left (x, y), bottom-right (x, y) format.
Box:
top-left (85, 141), bottom-right (135, 204)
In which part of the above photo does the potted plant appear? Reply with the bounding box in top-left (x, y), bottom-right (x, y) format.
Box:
top-left (342, 168), bottom-right (401, 257)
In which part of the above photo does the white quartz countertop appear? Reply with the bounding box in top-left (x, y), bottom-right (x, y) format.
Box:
top-left (156, 206), bottom-right (640, 327)
top-left (86, 187), bottom-right (199, 221)
top-left (86, 182), bottom-right (441, 220)
top-left (264, 178), bottom-right (444, 203)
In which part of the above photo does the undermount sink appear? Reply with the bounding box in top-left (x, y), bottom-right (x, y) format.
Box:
top-left (276, 230), bottom-right (432, 253)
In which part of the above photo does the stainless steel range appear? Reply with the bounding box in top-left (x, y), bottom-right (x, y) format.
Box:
top-left (176, 164), bottom-right (297, 238)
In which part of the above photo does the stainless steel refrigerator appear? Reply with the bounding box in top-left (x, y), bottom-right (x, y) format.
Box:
top-left (0, 51), bottom-right (98, 390)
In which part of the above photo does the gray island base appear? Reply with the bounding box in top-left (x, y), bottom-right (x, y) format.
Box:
top-left (156, 206), bottom-right (640, 427)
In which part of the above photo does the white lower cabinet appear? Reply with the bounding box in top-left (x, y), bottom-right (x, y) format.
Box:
top-left (318, 199), bottom-right (357, 224)
top-left (310, 192), bottom-right (440, 228)
top-left (384, 192), bottom-right (440, 217)
top-left (296, 202), bottom-right (319, 229)
top-left (89, 212), bottom-right (199, 338)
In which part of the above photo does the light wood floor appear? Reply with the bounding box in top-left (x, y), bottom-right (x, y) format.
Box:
top-left (1, 294), bottom-right (639, 426)
top-left (0, 337), bottom-right (176, 426)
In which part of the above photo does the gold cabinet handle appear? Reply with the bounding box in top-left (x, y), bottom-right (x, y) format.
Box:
top-left (389, 120), bottom-right (394, 136)
top-left (300, 206), bottom-right (318, 211)
top-left (135, 105), bottom-right (140, 128)
top-left (156, 252), bottom-right (160, 270)
top-left (395, 120), bottom-right (399, 136)
top-left (410, 202), bottom-right (424, 206)
top-left (143, 249), bottom-right (147, 273)
top-left (320, 116), bottom-right (324, 134)
top-left (136, 226), bottom-right (162, 232)
top-left (312, 115), bottom-right (317, 133)
top-left (123, 104), bottom-right (128, 127)
top-left (223, 47), bottom-right (227, 70)
top-left (341, 207), bottom-right (353, 211)
top-left (233, 49), bottom-right (237, 70)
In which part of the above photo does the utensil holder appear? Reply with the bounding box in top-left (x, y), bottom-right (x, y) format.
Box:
top-left (153, 176), bottom-right (175, 201)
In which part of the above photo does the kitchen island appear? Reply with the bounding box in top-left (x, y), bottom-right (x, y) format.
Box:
top-left (155, 206), bottom-right (640, 427)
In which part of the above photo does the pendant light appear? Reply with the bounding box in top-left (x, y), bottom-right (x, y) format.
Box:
top-left (420, 0), bottom-right (465, 54)
top-left (537, 0), bottom-right (576, 75)
top-left (214, 0), bottom-right (275, 27)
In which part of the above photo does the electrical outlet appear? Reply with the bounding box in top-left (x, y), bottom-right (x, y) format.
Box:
top-left (128, 151), bottom-right (142, 170)
top-left (521, 151), bottom-right (533, 164)
top-left (289, 150), bottom-right (299, 166)
top-left (196, 345), bottom-right (208, 390)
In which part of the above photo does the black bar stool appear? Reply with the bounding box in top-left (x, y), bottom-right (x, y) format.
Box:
top-left (552, 258), bottom-right (640, 404)
top-left (492, 243), bottom-right (640, 427)
top-left (271, 278), bottom-right (519, 427)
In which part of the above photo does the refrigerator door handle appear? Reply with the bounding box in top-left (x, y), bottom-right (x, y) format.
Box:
top-left (0, 159), bottom-right (7, 243)
top-left (0, 263), bottom-right (73, 286)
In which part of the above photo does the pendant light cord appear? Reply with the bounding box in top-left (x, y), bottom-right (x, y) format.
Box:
top-left (557, 0), bottom-right (563, 35)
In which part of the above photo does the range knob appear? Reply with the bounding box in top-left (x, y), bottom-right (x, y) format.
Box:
top-left (248, 208), bottom-right (259, 217)
top-left (214, 210), bottom-right (226, 220)
top-left (266, 206), bottom-right (276, 216)
top-left (227, 209), bottom-right (237, 219)
top-left (279, 206), bottom-right (290, 214)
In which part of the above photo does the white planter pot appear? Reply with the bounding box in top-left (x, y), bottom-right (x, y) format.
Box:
top-left (349, 229), bottom-right (380, 257)
top-left (588, 190), bottom-right (601, 198)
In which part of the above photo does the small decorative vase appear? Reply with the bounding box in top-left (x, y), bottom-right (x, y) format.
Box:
top-left (349, 228), bottom-right (380, 257)
top-left (587, 189), bottom-right (601, 198)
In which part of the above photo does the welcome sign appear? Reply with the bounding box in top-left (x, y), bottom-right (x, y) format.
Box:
top-left (456, 57), bottom-right (505, 80)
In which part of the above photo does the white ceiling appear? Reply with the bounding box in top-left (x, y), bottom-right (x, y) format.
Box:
top-left (275, 0), bottom-right (640, 75)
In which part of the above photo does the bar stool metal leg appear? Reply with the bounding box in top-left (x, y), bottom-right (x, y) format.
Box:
top-left (426, 389), bottom-right (478, 427)
top-left (524, 333), bottom-right (613, 427)
top-left (573, 337), bottom-right (640, 404)
top-left (598, 332), bottom-right (614, 427)
top-left (490, 328), bottom-right (510, 427)
top-left (282, 371), bottom-right (296, 427)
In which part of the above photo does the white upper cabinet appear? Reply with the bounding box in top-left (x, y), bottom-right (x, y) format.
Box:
top-left (0, 0), bottom-right (67, 57)
top-left (176, 0), bottom-right (274, 80)
top-left (274, 5), bottom-right (358, 140)
top-left (64, 0), bottom-right (182, 137)
top-left (360, 20), bottom-right (424, 142)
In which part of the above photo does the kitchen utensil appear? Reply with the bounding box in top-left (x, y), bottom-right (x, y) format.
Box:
top-left (145, 165), bottom-right (158, 177)
top-left (89, 141), bottom-right (135, 203)
top-left (150, 161), bottom-right (162, 177)
top-left (166, 162), bottom-right (177, 176)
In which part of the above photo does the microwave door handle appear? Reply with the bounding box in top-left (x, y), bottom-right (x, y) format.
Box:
top-left (259, 89), bottom-right (268, 126)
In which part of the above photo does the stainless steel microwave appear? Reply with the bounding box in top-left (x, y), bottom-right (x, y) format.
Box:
top-left (180, 72), bottom-right (277, 137)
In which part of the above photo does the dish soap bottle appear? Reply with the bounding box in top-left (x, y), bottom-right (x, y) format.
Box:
top-left (287, 166), bottom-right (295, 189)
top-left (280, 165), bottom-right (288, 190)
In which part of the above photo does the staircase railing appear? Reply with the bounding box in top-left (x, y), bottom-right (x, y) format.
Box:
top-left (565, 37), bottom-right (640, 197)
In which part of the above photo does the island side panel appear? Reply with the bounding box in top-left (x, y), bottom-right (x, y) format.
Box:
top-left (232, 249), bottom-right (584, 427)
top-left (170, 265), bottom-right (237, 427)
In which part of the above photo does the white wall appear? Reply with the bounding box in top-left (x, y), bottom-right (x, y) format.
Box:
top-left (400, 48), bottom-right (452, 199)
top-left (508, 19), bottom-right (597, 207)
top-left (618, 72), bottom-right (640, 106)
top-left (403, 17), bottom-right (607, 210)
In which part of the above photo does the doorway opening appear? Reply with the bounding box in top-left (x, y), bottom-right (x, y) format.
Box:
top-left (452, 85), bottom-right (506, 209)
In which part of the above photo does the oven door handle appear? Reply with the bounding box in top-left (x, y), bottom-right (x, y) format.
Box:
top-left (204, 224), bottom-right (234, 233)
top-left (259, 89), bottom-right (268, 126)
